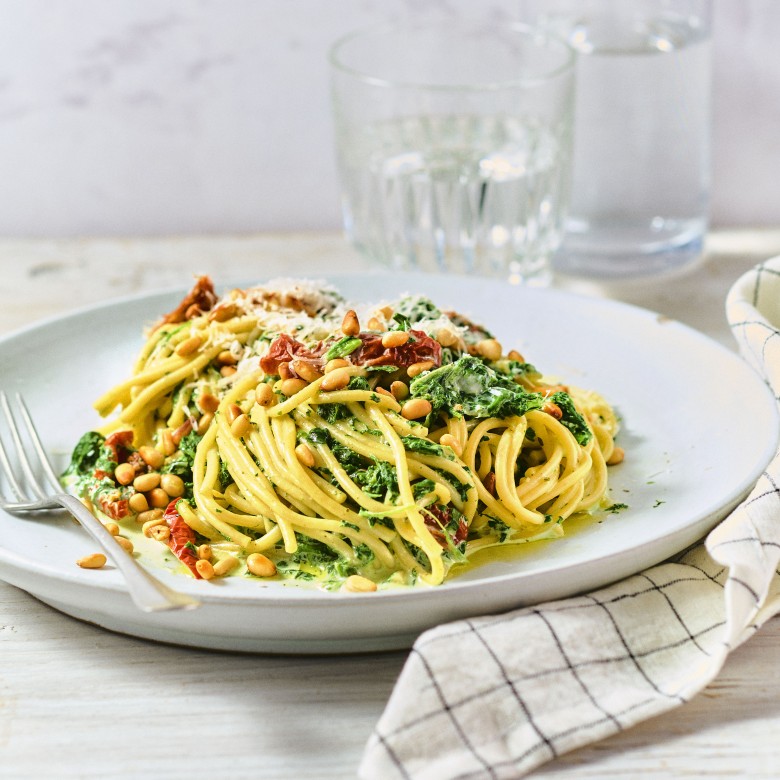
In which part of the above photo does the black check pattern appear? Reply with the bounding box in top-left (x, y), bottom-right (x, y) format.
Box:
top-left (359, 258), bottom-right (780, 780)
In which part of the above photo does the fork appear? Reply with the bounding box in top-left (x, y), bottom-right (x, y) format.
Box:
top-left (0, 392), bottom-right (200, 612)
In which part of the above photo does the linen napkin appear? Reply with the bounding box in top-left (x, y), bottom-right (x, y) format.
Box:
top-left (360, 257), bottom-right (780, 780)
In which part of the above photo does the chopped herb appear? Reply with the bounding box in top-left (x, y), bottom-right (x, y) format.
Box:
top-left (549, 392), bottom-right (593, 446)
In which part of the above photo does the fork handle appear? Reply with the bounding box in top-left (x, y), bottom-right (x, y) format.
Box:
top-left (56, 494), bottom-right (201, 612)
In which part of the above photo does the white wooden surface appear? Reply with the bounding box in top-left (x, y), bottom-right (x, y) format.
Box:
top-left (1, 231), bottom-right (780, 779)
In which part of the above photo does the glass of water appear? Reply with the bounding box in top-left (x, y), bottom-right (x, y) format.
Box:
top-left (328, 20), bottom-right (575, 285)
top-left (521, 0), bottom-right (713, 278)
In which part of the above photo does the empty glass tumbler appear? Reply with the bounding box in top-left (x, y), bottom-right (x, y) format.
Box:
top-left (329, 20), bottom-right (576, 284)
top-left (521, 0), bottom-right (713, 278)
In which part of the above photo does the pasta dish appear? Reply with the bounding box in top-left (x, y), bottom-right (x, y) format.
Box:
top-left (63, 277), bottom-right (623, 591)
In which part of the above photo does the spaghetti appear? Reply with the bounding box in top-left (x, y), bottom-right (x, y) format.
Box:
top-left (64, 276), bottom-right (622, 589)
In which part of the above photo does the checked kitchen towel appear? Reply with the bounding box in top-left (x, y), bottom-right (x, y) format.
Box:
top-left (360, 257), bottom-right (780, 780)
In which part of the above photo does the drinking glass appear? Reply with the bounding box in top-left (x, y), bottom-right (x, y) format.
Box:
top-left (329, 20), bottom-right (575, 285)
top-left (521, 0), bottom-right (713, 278)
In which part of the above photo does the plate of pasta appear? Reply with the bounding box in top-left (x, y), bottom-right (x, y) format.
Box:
top-left (0, 272), bottom-right (776, 653)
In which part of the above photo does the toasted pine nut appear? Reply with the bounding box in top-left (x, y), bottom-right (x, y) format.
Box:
top-left (114, 536), bottom-right (134, 554)
top-left (197, 392), bottom-right (220, 414)
top-left (255, 383), bottom-right (274, 407)
top-left (114, 462), bottom-right (135, 486)
top-left (138, 445), bottom-right (165, 470)
top-left (217, 350), bottom-right (237, 365)
top-left (226, 403), bottom-right (243, 424)
top-left (197, 412), bottom-right (214, 434)
top-left (231, 413), bottom-right (252, 438)
top-left (196, 559), bottom-right (215, 580)
top-left (103, 522), bottom-right (120, 536)
top-left (292, 360), bottom-right (323, 383)
top-left (375, 387), bottom-right (395, 400)
top-left (382, 330), bottom-right (409, 348)
top-left (159, 430), bottom-right (176, 456)
top-left (390, 381), bottom-right (409, 400)
top-left (128, 492), bottom-right (149, 514)
top-left (295, 443), bottom-right (315, 468)
top-left (143, 516), bottom-right (167, 536)
top-left (407, 360), bottom-right (434, 378)
top-left (507, 349), bottom-right (525, 362)
top-left (160, 473), bottom-right (185, 498)
top-left (320, 367), bottom-right (351, 392)
top-left (176, 335), bottom-right (203, 357)
top-left (324, 358), bottom-right (349, 373)
top-left (197, 544), bottom-right (212, 561)
top-left (137, 508), bottom-right (163, 525)
top-left (150, 524), bottom-right (171, 542)
top-left (343, 575), bottom-right (377, 593)
top-left (477, 338), bottom-right (502, 362)
top-left (220, 365), bottom-right (237, 378)
top-left (439, 433), bottom-right (463, 457)
top-left (380, 305), bottom-right (394, 319)
top-left (401, 398), bottom-right (432, 420)
top-left (246, 553), bottom-right (277, 577)
top-left (436, 328), bottom-right (457, 347)
top-left (278, 362), bottom-right (293, 380)
top-left (280, 378), bottom-right (308, 397)
top-left (213, 555), bottom-right (239, 577)
top-left (542, 402), bottom-right (563, 420)
top-left (341, 309), bottom-right (360, 336)
top-left (209, 303), bottom-right (238, 322)
top-left (133, 472), bottom-right (161, 493)
top-left (171, 421), bottom-right (191, 446)
top-left (606, 446), bottom-right (625, 466)
top-left (77, 553), bottom-right (107, 569)
top-left (367, 317), bottom-right (382, 331)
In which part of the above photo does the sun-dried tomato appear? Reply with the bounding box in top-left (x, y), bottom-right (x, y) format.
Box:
top-left (350, 329), bottom-right (442, 369)
top-left (163, 500), bottom-right (201, 578)
top-left (424, 504), bottom-right (468, 548)
top-left (157, 276), bottom-right (218, 328)
top-left (259, 334), bottom-right (326, 375)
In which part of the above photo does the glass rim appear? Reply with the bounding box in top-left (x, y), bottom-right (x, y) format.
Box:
top-left (328, 20), bottom-right (576, 91)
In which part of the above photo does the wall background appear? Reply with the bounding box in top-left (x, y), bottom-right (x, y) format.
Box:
top-left (0, 0), bottom-right (776, 238)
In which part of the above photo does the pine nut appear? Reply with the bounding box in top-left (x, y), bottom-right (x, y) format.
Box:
top-left (114, 462), bottom-right (135, 486)
top-left (137, 508), bottom-right (163, 525)
top-left (246, 553), bottom-right (277, 577)
top-left (255, 383), bottom-right (274, 407)
top-left (196, 559), bottom-right (215, 580)
top-left (280, 378), bottom-right (308, 397)
top-left (320, 367), bottom-right (351, 391)
top-left (407, 361), bottom-right (434, 378)
top-left (133, 472), bottom-right (160, 492)
top-left (138, 445), bottom-right (165, 470)
top-left (159, 430), bottom-right (176, 456)
top-left (209, 303), bottom-right (238, 322)
top-left (197, 412), bottom-right (214, 434)
top-left (380, 305), bottom-right (394, 320)
top-left (114, 536), bottom-right (134, 554)
top-left (343, 575), bottom-right (377, 593)
top-left (507, 349), bottom-right (525, 362)
top-left (606, 446), bottom-right (625, 466)
top-left (103, 522), bottom-right (120, 536)
top-left (220, 366), bottom-right (237, 378)
top-left (176, 335), bottom-right (203, 357)
top-left (477, 339), bottom-right (502, 362)
top-left (217, 350), bottom-right (237, 365)
top-left (401, 398), bottom-right (432, 420)
top-left (295, 443), bottom-right (315, 468)
top-left (278, 362), bottom-right (293, 380)
top-left (542, 401), bottom-right (563, 420)
top-left (436, 328), bottom-right (457, 347)
top-left (128, 492), bottom-right (149, 514)
top-left (160, 473), bottom-right (185, 497)
top-left (390, 381), bottom-right (409, 400)
top-left (77, 553), bottom-right (107, 569)
top-left (324, 358), bottom-right (350, 373)
top-left (439, 433), bottom-right (463, 457)
top-left (150, 524), bottom-right (171, 542)
top-left (213, 555), bottom-right (239, 576)
top-left (143, 516), bottom-right (167, 536)
top-left (292, 360), bottom-right (323, 383)
top-left (382, 331), bottom-right (409, 348)
top-left (197, 544), bottom-right (212, 561)
top-left (367, 317), bottom-right (382, 331)
top-left (226, 403), bottom-right (243, 424)
top-left (197, 392), bottom-right (220, 413)
top-left (341, 309), bottom-right (360, 336)
top-left (231, 413), bottom-right (253, 438)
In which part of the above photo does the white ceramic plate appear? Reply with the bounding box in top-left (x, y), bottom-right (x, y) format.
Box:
top-left (0, 272), bottom-right (776, 654)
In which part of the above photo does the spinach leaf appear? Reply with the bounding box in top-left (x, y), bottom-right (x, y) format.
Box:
top-left (400, 435), bottom-right (448, 459)
top-left (324, 337), bottom-right (362, 360)
top-left (549, 391), bottom-right (593, 446)
top-left (63, 431), bottom-right (105, 479)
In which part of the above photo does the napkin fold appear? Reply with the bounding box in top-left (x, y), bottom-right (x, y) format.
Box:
top-left (360, 257), bottom-right (780, 780)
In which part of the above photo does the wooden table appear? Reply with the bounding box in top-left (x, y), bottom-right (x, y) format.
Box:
top-left (1, 230), bottom-right (779, 779)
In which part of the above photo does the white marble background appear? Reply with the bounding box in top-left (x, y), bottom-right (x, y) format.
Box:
top-left (0, 0), bottom-right (777, 237)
